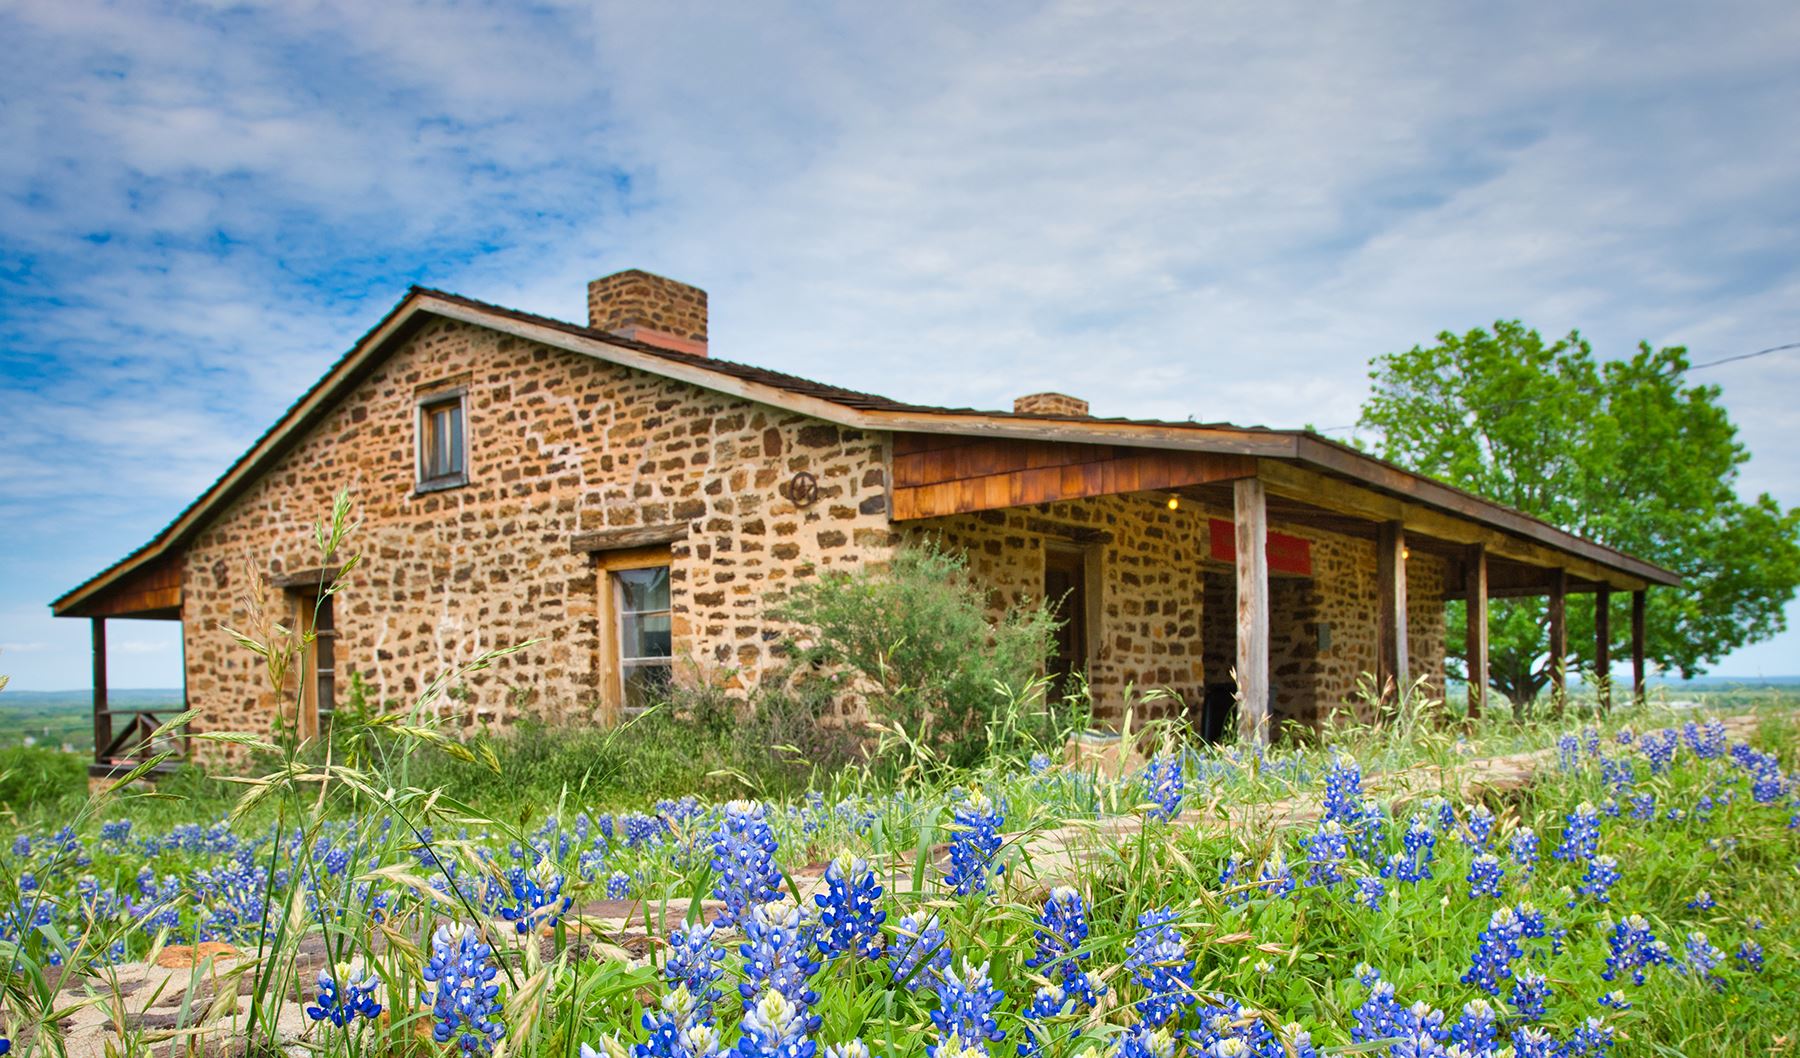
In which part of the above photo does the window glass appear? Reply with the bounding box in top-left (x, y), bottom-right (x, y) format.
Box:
top-left (614, 565), bottom-right (672, 712)
top-left (420, 398), bottom-right (465, 484)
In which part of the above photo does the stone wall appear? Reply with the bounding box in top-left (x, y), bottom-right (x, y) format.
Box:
top-left (909, 497), bottom-right (1450, 732)
top-left (179, 317), bottom-right (893, 744)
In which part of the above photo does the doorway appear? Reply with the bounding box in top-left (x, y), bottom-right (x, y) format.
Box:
top-left (1044, 545), bottom-right (1089, 700)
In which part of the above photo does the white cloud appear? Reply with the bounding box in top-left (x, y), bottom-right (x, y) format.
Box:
top-left (3, 0), bottom-right (1798, 688)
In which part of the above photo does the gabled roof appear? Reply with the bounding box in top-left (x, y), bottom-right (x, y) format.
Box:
top-left (51, 286), bottom-right (1679, 617)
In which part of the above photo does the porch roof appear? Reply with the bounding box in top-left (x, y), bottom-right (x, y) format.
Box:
top-left (51, 286), bottom-right (1678, 618)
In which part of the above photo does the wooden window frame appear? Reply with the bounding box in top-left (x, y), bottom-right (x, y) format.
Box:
top-left (415, 387), bottom-right (470, 493)
top-left (291, 589), bottom-right (336, 740)
top-left (595, 545), bottom-right (674, 721)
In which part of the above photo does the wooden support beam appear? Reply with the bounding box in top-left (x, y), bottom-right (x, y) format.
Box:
top-left (1465, 544), bottom-right (1488, 719)
top-left (1595, 586), bottom-right (1612, 712)
top-left (1547, 569), bottom-right (1568, 708)
top-left (91, 618), bottom-right (109, 766)
top-left (1376, 520), bottom-right (1409, 698)
top-left (1234, 477), bottom-right (1270, 746)
top-left (1631, 590), bottom-right (1647, 703)
top-left (1258, 461), bottom-right (1651, 592)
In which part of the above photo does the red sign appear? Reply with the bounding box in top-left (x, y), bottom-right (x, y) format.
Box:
top-left (1209, 518), bottom-right (1313, 576)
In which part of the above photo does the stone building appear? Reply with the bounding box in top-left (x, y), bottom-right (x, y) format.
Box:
top-left (52, 271), bottom-right (1677, 776)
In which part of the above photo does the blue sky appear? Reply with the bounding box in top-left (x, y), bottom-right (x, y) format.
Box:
top-left (2, 1), bottom-right (1798, 690)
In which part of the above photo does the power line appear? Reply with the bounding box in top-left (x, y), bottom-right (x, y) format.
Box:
top-left (1311, 338), bottom-right (1800, 435)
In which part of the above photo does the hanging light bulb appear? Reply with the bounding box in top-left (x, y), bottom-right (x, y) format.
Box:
top-left (1166, 495), bottom-right (1180, 511)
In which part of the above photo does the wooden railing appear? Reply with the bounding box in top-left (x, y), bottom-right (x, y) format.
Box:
top-left (91, 706), bottom-right (188, 779)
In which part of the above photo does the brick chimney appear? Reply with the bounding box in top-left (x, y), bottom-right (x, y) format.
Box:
top-left (1013, 392), bottom-right (1090, 417)
top-left (587, 269), bottom-right (708, 356)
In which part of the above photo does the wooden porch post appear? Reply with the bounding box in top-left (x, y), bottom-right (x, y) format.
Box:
top-left (1376, 521), bottom-right (1409, 699)
top-left (1595, 586), bottom-right (1612, 712)
top-left (91, 618), bottom-right (109, 768)
top-left (1631, 589), bottom-right (1647, 703)
top-left (1234, 477), bottom-right (1270, 746)
top-left (1465, 544), bottom-right (1488, 719)
top-left (1547, 569), bottom-right (1568, 708)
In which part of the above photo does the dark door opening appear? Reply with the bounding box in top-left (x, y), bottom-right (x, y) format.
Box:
top-left (1044, 547), bottom-right (1088, 699)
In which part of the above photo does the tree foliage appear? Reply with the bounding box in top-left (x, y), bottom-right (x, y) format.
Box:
top-left (1357, 321), bottom-right (1800, 706)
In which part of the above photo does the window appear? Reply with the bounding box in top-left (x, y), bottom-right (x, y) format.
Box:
top-left (294, 590), bottom-right (336, 738)
top-left (614, 564), bottom-right (672, 711)
top-left (1044, 546), bottom-right (1089, 699)
top-left (417, 391), bottom-right (467, 490)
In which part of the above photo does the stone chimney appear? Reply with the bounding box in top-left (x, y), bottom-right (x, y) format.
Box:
top-left (587, 269), bottom-right (708, 356)
top-left (1013, 392), bottom-right (1090, 417)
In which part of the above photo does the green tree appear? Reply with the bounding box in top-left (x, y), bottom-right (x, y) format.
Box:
top-left (1357, 321), bottom-right (1800, 709)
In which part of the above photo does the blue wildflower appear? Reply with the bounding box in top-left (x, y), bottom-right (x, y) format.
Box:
top-left (888, 913), bottom-right (950, 991)
top-left (305, 960), bottom-right (382, 1027)
top-left (1468, 853), bottom-right (1505, 899)
top-left (928, 959), bottom-right (1005, 1058)
top-left (815, 855), bottom-right (885, 960)
top-left (1124, 908), bottom-right (1195, 1025)
top-left (1552, 802), bottom-right (1601, 863)
top-left (711, 802), bottom-right (785, 928)
top-left (422, 924), bottom-right (504, 1055)
top-left (944, 795), bottom-right (1004, 897)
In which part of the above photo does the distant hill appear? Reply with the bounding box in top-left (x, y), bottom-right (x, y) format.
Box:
top-left (0, 688), bottom-right (184, 751)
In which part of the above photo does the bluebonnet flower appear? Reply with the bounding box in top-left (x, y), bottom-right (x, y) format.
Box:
top-left (1602, 914), bottom-right (1672, 985)
top-left (1351, 875), bottom-right (1385, 910)
top-left (711, 802), bottom-right (785, 928)
top-left (823, 1042), bottom-right (874, 1058)
top-left (888, 913), bottom-right (950, 991)
top-left (305, 960), bottom-right (382, 1027)
top-left (928, 959), bottom-right (1005, 1058)
top-left (1553, 802), bottom-right (1601, 863)
top-left (1463, 804), bottom-right (1496, 850)
top-left (1142, 753), bottom-right (1184, 822)
top-left (1468, 853), bottom-right (1505, 899)
top-left (1301, 821), bottom-right (1348, 888)
top-left (1509, 826), bottom-right (1540, 877)
top-left (1509, 968), bottom-right (1552, 1020)
top-left (738, 900), bottom-right (822, 1020)
top-left (1558, 733), bottom-right (1581, 771)
top-left (1687, 890), bottom-right (1715, 911)
top-left (1735, 939), bottom-right (1764, 974)
top-left (1322, 755), bottom-right (1364, 824)
top-left (422, 924), bottom-right (504, 1055)
top-left (1393, 814), bottom-right (1436, 882)
top-left (1257, 853), bottom-right (1295, 898)
top-left (1597, 990), bottom-right (1632, 1010)
top-left (1025, 886), bottom-right (1090, 985)
top-left (1124, 908), bottom-right (1195, 1025)
top-left (1112, 1023), bottom-right (1177, 1058)
top-left (735, 989), bottom-right (815, 1058)
top-left (1512, 1026), bottom-right (1560, 1058)
top-left (665, 921), bottom-right (728, 1020)
top-left (815, 855), bottom-right (885, 960)
top-left (1640, 730), bottom-right (1678, 773)
top-left (1628, 794), bottom-right (1655, 821)
top-left (1462, 905), bottom-right (1527, 995)
top-left (638, 985), bottom-right (720, 1058)
top-left (1572, 855), bottom-right (1620, 905)
top-left (1567, 1017), bottom-right (1616, 1058)
top-left (608, 871), bottom-right (633, 901)
top-left (1450, 999), bottom-right (1499, 1055)
top-left (1028, 753), bottom-right (1052, 776)
top-left (944, 795), bottom-right (1004, 896)
top-left (499, 862), bottom-right (573, 935)
top-left (1219, 853), bottom-right (1251, 907)
top-left (1682, 932), bottom-right (1726, 989)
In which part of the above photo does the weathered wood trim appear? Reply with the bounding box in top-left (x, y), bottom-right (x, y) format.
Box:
top-left (1376, 521), bottom-right (1409, 695)
top-left (91, 618), bottom-right (108, 767)
top-left (1258, 461), bottom-right (1654, 591)
top-left (1548, 568), bottom-right (1568, 702)
top-left (1631, 590), bottom-right (1647, 703)
top-left (1234, 478), bottom-right (1270, 746)
top-left (1019, 516), bottom-right (1113, 545)
top-left (271, 566), bottom-right (339, 590)
top-left (890, 435), bottom-right (1254, 519)
top-left (1595, 586), bottom-right (1612, 712)
top-left (1465, 544), bottom-right (1488, 719)
top-left (571, 524), bottom-right (690, 554)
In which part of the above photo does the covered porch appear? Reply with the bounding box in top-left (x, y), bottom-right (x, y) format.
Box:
top-left (889, 432), bottom-right (1677, 743)
top-left (51, 552), bottom-right (189, 779)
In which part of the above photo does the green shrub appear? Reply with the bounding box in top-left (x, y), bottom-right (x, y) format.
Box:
top-left (0, 744), bottom-right (86, 812)
top-left (770, 540), bottom-right (1062, 770)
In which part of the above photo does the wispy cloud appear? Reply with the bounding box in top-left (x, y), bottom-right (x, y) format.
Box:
top-left (2, 0), bottom-right (1796, 689)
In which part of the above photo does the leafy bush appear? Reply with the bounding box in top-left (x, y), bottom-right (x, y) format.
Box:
top-left (770, 541), bottom-right (1062, 769)
top-left (0, 744), bottom-right (86, 812)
